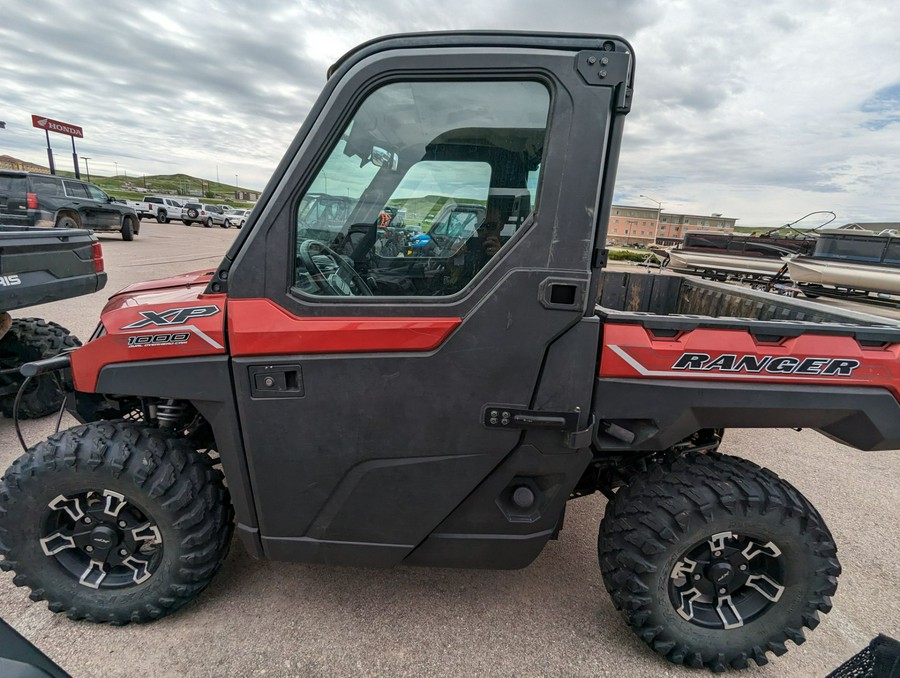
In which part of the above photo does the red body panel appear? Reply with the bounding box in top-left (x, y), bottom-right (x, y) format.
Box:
top-left (71, 272), bottom-right (462, 392)
top-left (600, 323), bottom-right (900, 399)
top-left (227, 299), bottom-right (461, 357)
top-left (71, 270), bottom-right (226, 392)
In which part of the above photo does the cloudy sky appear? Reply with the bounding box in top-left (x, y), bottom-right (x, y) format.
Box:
top-left (2, 0), bottom-right (899, 228)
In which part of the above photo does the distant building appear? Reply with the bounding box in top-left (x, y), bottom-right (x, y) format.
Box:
top-left (0, 155), bottom-right (49, 173)
top-left (606, 205), bottom-right (737, 246)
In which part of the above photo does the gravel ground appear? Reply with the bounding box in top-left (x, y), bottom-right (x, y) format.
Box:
top-left (0, 220), bottom-right (897, 677)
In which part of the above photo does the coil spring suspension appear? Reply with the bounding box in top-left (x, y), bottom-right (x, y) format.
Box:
top-left (156, 400), bottom-right (186, 428)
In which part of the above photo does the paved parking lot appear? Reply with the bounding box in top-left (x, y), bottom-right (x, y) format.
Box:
top-left (1, 219), bottom-right (898, 677)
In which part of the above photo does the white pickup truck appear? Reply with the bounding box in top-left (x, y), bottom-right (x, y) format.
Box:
top-left (113, 199), bottom-right (151, 219)
top-left (143, 196), bottom-right (185, 223)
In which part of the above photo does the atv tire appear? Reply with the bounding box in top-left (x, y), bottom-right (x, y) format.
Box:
top-left (0, 421), bottom-right (234, 624)
top-left (0, 319), bottom-right (81, 419)
top-left (598, 451), bottom-right (840, 672)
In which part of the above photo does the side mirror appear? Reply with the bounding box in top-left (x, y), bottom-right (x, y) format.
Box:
top-left (370, 146), bottom-right (399, 171)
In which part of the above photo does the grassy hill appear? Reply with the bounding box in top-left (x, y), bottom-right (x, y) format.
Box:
top-left (65, 173), bottom-right (257, 208)
top-left (0, 155), bottom-right (257, 208)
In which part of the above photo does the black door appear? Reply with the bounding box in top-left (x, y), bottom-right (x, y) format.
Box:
top-left (223, 33), bottom-right (633, 567)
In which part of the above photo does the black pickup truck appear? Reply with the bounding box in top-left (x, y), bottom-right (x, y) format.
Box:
top-left (0, 225), bottom-right (106, 417)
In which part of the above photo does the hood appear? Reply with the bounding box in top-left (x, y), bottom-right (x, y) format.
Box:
top-left (103, 269), bottom-right (216, 313)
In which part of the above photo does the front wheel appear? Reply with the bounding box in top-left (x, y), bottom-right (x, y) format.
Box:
top-left (0, 318), bottom-right (81, 419)
top-left (599, 451), bottom-right (840, 671)
top-left (121, 217), bottom-right (135, 241)
top-left (0, 421), bottom-right (234, 623)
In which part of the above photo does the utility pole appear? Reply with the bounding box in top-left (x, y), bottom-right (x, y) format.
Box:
top-left (640, 194), bottom-right (663, 244)
top-left (234, 174), bottom-right (238, 200)
top-left (114, 161), bottom-right (118, 177)
top-left (71, 137), bottom-right (80, 178)
top-left (82, 157), bottom-right (92, 182)
top-left (44, 129), bottom-right (56, 175)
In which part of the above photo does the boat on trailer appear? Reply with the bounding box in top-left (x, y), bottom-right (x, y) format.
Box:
top-left (664, 231), bottom-right (816, 280)
top-left (787, 229), bottom-right (900, 297)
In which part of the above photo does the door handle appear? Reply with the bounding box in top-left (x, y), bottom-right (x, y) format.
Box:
top-left (249, 365), bottom-right (304, 398)
top-left (538, 277), bottom-right (586, 310)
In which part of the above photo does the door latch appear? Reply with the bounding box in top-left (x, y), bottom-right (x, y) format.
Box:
top-left (482, 405), bottom-right (579, 431)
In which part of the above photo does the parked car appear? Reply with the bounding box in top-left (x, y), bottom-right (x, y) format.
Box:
top-left (224, 208), bottom-right (250, 228)
top-left (0, 170), bottom-right (140, 240)
top-left (143, 196), bottom-right (185, 223)
top-left (182, 202), bottom-right (228, 227)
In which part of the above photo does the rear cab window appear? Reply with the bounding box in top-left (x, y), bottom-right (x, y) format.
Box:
top-left (0, 174), bottom-right (27, 196)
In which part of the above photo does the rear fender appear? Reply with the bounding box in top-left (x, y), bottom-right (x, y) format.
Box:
top-left (592, 378), bottom-right (900, 452)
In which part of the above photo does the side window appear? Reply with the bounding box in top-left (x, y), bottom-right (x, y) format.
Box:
top-left (31, 176), bottom-right (63, 196)
top-left (63, 181), bottom-right (90, 198)
top-left (86, 184), bottom-right (107, 201)
top-left (292, 80), bottom-right (550, 298)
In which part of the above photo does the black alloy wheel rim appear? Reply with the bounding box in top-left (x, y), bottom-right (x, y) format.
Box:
top-left (39, 489), bottom-right (163, 589)
top-left (668, 531), bottom-right (786, 630)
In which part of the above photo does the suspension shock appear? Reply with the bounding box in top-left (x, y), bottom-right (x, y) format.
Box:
top-left (156, 399), bottom-right (186, 428)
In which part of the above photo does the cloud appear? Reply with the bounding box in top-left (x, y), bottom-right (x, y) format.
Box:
top-left (0, 0), bottom-right (899, 226)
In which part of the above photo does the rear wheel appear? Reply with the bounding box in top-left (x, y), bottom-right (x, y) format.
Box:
top-left (156, 210), bottom-right (168, 224)
top-left (55, 215), bottom-right (78, 229)
top-left (0, 421), bottom-right (233, 623)
top-left (205, 218), bottom-right (213, 228)
top-left (0, 319), bottom-right (81, 419)
top-left (599, 451), bottom-right (840, 671)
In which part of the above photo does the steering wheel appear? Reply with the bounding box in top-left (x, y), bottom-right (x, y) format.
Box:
top-left (298, 239), bottom-right (373, 296)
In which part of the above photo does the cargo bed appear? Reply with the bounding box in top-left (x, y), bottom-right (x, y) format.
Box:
top-left (0, 225), bottom-right (107, 312)
top-left (593, 271), bottom-right (900, 452)
top-left (597, 270), bottom-right (900, 341)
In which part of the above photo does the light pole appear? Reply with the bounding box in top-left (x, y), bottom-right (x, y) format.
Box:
top-left (234, 174), bottom-right (239, 200)
top-left (114, 161), bottom-right (118, 177)
top-left (640, 194), bottom-right (663, 244)
top-left (82, 157), bottom-right (92, 183)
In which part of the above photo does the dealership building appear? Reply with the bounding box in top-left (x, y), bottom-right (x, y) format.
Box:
top-left (606, 205), bottom-right (738, 246)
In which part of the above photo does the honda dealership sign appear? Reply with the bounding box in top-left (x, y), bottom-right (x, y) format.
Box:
top-left (31, 115), bottom-right (84, 138)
